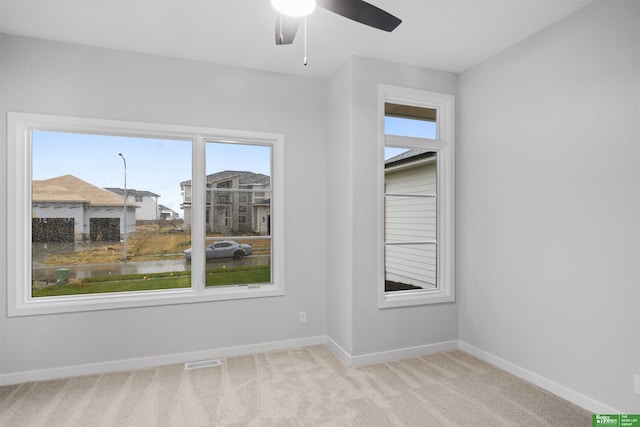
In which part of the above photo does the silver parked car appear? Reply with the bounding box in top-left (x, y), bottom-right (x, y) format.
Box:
top-left (184, 240), bottom-right (252, 261)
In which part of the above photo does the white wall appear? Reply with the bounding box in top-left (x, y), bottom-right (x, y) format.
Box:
top-left (458, 0), bottom-right (640, 412)
top-left (0, 34), bottom-right (327, 376)
top-left (326, 57), bottom-right (459, 359)
top-left (2, 1), bottom-right (637, 412)
top-left (326, 59), bottom-right (355, 355)
top-left (351, 58), bottom-right (459, 356)
top-left (127, 195), bottom-right (158, 221)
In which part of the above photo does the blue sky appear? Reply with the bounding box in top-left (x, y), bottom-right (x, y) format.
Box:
top-left (384, 116), bottom-right (436, 140)
top-left (384, 117), bottom-right (436, 159)
top-left (32, 132), bottom-right (271, 216)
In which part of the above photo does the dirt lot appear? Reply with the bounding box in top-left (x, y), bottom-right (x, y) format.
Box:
top-left (41, 223), bottom-right (271, 266)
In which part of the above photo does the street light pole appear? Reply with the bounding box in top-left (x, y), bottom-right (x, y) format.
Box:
top-left (118, 153), bottom-right (127, 260)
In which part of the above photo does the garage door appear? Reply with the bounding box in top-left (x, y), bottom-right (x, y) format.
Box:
top-left (90, 218), bottom-right (120, 241)
top-left (32, 218), bottom-right (74, 242)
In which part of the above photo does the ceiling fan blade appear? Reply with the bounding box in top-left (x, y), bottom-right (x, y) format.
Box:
top-left (316, 0), bottom-right (401, 32)
top-left (275, 14), bottom-right (301, 45)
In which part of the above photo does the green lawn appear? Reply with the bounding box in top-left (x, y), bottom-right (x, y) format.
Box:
top-left (32, 266), bottom-right (271, 297)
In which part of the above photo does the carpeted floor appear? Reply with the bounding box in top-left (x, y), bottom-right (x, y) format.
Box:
top-left (0, 346), bottom-right (591, 426)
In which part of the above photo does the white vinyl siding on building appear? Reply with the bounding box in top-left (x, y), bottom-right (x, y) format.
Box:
top-left (385, 158), bottom-right (437, 289)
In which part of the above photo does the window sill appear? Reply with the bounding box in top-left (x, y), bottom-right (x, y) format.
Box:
top-left (379, 287), bottom-right (455, 308)
top-left (8, 284), bottom-right (284, 317)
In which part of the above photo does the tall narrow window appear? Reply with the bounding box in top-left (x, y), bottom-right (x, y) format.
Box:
top-left (379, 86), bottom-right (455, 308)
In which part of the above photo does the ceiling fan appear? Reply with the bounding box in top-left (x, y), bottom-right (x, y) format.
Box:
top-left (271, 0), bottom-right (402, 46)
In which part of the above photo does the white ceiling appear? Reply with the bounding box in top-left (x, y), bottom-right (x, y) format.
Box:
top-left (0, 0), bottom-right (594, 78)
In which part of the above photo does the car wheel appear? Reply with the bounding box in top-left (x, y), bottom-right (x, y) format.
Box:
top-left (233, 251), bottom-right (244, 261)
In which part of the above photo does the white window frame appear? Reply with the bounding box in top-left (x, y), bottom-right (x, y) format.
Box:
top-left (378, 85), bottom-right (455, 308)
top-left (7, 112), bottom-right (285, 316)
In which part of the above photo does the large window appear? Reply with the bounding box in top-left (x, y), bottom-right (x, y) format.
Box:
top-left (378, 86), bottom-right (455, 308)
top-left (30, 131), bottom-right (192, 299)
top-left (7, 113), bottom-right (284, 316)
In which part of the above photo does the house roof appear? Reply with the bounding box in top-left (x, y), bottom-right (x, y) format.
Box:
top-left (105, 188), bottom-right (160, 198)
top-left (158, 204), bottom-right (177, 212)
top-left (385, 149), bottom-right (436, 168)
top-left (33, 175), bottom-right (138, 207)
top-left (181, 170), bottom-right (270, 186)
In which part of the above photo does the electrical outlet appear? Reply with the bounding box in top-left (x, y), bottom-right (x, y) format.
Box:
top-left (299, 311), bottom-right (307, 324)
top-left (634, 375), bottom-right (640, 396)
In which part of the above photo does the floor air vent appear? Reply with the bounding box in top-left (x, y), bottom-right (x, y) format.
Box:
top-left (184, 359), bottom-right (221, 370)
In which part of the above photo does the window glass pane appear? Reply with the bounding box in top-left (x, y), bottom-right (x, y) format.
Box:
top-left (202, 141), bottom-right (272, 287)
top-left (384, 152), bottom-right (438, 292)
top-left (384, 103), bottom-right (437, 140)
top-left (32, 131), bottom-right (191, 297)
top-left (385, 244), bottom-right (437, 291)
top-left (384, 105), bottom-right (438, 293)
top-left (385, 195), bottom-right (436, 243)
top-left (384, 116), bottom-right (436, 139)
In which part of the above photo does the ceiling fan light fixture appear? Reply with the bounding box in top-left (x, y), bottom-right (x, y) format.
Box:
top-left (271, 0), bottom-right (316, 17)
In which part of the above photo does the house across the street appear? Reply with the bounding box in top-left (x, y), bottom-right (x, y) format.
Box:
top-left (180, 170), bottom-right (270, 235)
top-left (158, 204), bottom-right (180, 220)
top-left (105, 187), bottom-right (160, 221)
top-left (32, 174), bottom-right (137, 242)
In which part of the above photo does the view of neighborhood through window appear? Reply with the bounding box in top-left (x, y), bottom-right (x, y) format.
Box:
top-left (31, 131), bottom-right (192, 297)
top-left (384, 103), bottom-right (438, 293)
top-left (197, 141), bottom-right (272, 287)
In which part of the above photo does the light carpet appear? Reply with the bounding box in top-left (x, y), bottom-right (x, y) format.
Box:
top-left (0, 346), bottom-right (591, 426)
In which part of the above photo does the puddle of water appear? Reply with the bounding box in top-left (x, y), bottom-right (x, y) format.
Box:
top-left (31, 255), bottom-right (270, 281)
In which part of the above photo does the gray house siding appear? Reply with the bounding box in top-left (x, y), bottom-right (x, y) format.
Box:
top-left (385, 155), bottom-right (437, 289)
top-left (181, 170), bottom-right (270, 236)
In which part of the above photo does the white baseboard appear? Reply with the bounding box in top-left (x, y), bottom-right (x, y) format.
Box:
top-left (326, 336), bottom-right (459, 367)
top-left (1, 335), bottom-right (621, 415)
top-left (458, 340), bottom-right (620, 414)
top-left (0, 335), bottom-right (327, 386)
top-left (325, 336), bottom-right (353, 365)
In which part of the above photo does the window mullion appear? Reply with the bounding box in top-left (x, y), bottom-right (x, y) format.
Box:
top-left (191, 135), bottom-right (206, 292)
top-left (385, 193), bottom-right (436, 198)
top-left (385, 241), bottom-right (437, 246)
top-left (385, 134), bottom-right (446, 150)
